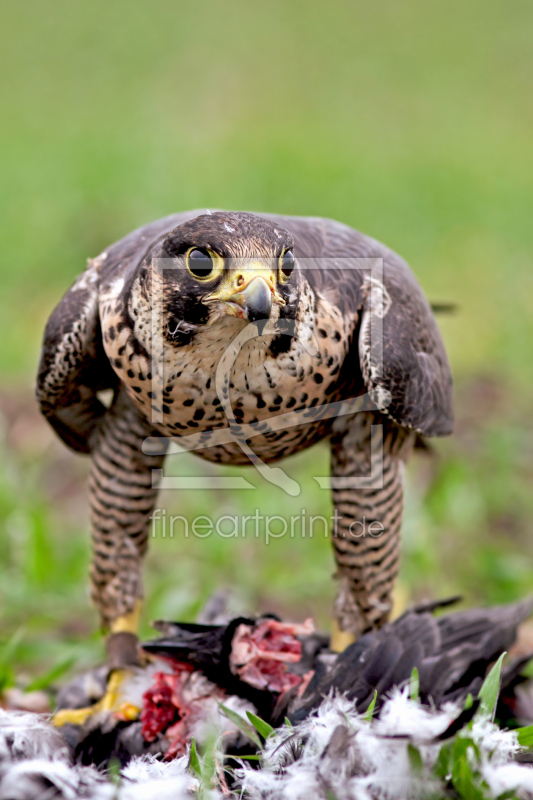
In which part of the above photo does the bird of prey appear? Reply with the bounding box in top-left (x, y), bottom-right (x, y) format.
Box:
top-left (36, 210), bottom-right (453, 722)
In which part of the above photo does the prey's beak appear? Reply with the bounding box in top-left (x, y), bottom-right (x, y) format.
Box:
top-left (205, 264), bottom-right (285, 323)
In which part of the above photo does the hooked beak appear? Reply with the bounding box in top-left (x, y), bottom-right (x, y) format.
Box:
top-left (231, 276), bottom-right (272, 322)
top-left (204, 264), bottom-right (285, 323)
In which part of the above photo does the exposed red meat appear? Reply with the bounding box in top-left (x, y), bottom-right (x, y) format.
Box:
top-left (140, 662), bottom-right (194, 745)
top-left (141, 618), bottom-right (316, 758)
top-left (230, 618), bottom-right (315, 694)
top-left (141, 661), bottom-right (226, 759)
top-left (140, 673), bottom-right (177, 742)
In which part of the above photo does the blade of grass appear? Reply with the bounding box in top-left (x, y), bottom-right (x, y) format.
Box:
top-left (516, 725), bottom-right (533, 749)
top-left (1, 628), bottom-right (25, 665)
top-left (363, 690), bottom-right (378, 722)
top-left (189, 738), bottom-right (202, 778)
top-left (477, 652), bottom-right (506, 722)
top-left (246, 711), bottom-right (274, 740)
top-left (25, 655), bottom-right (76, 692)
top-left (217, 702), bottom-right (262, 749)
top-left (410, 667), bottom-right (419, 702)
top-left (0, 628), bottom-right (25, 693)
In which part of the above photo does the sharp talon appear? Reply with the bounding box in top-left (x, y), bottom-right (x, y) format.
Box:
top-left (117, 702), bottom-right (141, 721)
top-left (52, 668), bottom-right (135, 727)
top-left (330, 620), bottom-right (357, 653)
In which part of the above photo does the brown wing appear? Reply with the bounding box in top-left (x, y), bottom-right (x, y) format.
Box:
top-left (36, 257), bottom-right (114, 453)
top-left (261, 213), bottom-right (454, 437)
top-left (36, 211), bottom-right (204, 453)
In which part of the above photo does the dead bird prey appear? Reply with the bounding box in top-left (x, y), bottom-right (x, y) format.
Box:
top-left (142, 616), bottom-right (319, 726)
top-left (142, 598), bottom-right (533, 728)
top-left (15, 597), bottom-right (528, 772)
top-left (37, 210), bottom-right (453, 722)
top-left (50, 598), bottom-right (533, 769)
top-left (56, 618), bottom-right (318, 766)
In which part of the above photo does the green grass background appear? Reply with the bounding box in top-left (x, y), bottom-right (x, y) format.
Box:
top-left (1, 0), bottom-right (533, 684)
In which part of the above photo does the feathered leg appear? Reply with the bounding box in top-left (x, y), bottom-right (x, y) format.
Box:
top-left (89, 391), bottom-right (163, 649)
top-left (54, 390), bottom-right (164, 726)
top-left (330, 412), bottom-right (415, 650)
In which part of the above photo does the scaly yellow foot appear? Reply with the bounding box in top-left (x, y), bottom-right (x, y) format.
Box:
top-left (330, 618), bottom-right (356, 653)
top-left (53, 602), bottom-right (143, 727)
top-left (390, 583), bottom-right (409, 621)
top-left (109, 601), bottom-right (142, 636)
top-left (52, 669), bottom-right (141, 727)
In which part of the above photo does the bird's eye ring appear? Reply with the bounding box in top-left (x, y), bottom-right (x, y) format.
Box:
top-left (280, 249), bottom-right (295, 280)
top-left (186, 247), bottom-right (221, 280)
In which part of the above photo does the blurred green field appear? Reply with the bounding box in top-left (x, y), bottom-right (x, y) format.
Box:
top-left (1, 0), bottom-right (533, 687)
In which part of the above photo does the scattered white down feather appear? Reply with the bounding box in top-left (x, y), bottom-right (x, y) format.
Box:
top-left (0, 708), bottom-right (218, 800)
top-left (237, 689), bottom-right (528, 800)
top-left (0, 709), bottom-right (69, 763)
top-left (239, 692), bottom-right (438, 800)
top-left (0, 758), bottom-right (111, 800)
top-left (119, 755), bottom-right (208, 800)
top-left (0, 752), bottom-right (215, 800)
top-left (0, 692), bottom-right (532, 799)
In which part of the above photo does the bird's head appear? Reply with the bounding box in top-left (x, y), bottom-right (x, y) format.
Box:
top-left (140, 212), bottom-right (297, 345)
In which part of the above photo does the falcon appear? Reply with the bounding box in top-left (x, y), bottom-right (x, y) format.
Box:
top-left (36, 210), bottom-right (453, 723)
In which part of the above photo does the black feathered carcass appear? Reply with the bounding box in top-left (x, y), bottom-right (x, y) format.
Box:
top-left (58, 597), bottom-right (533, 767)
top-left (143, 597), bottom-right (533, 725)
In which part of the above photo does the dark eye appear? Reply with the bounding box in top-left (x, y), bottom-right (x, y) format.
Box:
top-left (187, 248), bottom-right (214, 279)
top-left (281, 249), bottom-right (295, 278)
